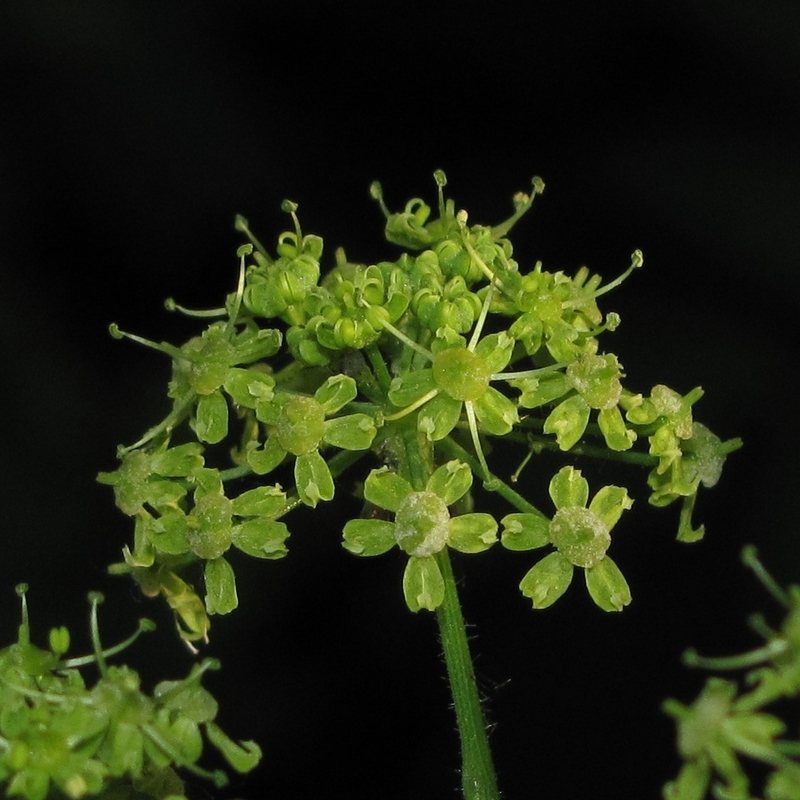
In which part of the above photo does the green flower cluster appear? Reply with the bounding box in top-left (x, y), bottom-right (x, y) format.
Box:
top-left (98, 442), bottom-right (290, 646)
top-left (101, 171), bottom-right (738, 628)
top-left (663, 548), bottom-right (800, 800)
top-left (0, 588), bottom-right (259, 800)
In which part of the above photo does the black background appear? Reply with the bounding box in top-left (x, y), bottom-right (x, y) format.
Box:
top-left (1, 2), bottom-right (799, 798)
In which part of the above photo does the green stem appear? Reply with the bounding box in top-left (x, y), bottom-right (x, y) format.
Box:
top-left (509, 424), bottom-right (658, 467)
top-left (436, 548), bottom-right (500, 800)
top-left (389, 417), bottom-right (500, 800)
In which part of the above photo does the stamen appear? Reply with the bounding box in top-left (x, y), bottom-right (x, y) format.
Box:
top-left (434, 169), bottom-right (448, 219)
top-left (235, 214), bottom-right (272, 263)
top-left (376, 314), bottom-right (434, 361)
top-left (88, 592), bottom-right (108, 676)
top-left (490, 176), bottom-right (545, 240)
top-left (592, 250), bottom-right (644, 298)
top-left (492, 362), bottom-right (570, 382)
top-left (108, 324), bottom-right (188, 362)
top-left (370, 181), bottom-right (391, 220)
top-left (465, 401), bottom-right (491, 483)
top-left (15, 583), bottom-right (31, 647)
top-left (462, 237), bottom-right (499, 287)
top-left (164, 298), bottom-right (227, 318)
top-left (223, 252), bottom-right (247, 337)
top-left (383, 388), bottom-right (440, 422)
top-left (281, 199), bottom-right (303, 243)
top-left (741, 545), bottom-right (791, 608)
top-left (59, 617), bottom-right (156, 669)
top-left (683, 639), bottom-right (789, 670)
top-left (468, 280), bottom-right (494, 351)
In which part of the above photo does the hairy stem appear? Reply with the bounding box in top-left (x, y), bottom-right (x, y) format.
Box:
top-left (390, 418), bottom-right (500, 799)
top-left (436, 548), bottom-right (500, 800)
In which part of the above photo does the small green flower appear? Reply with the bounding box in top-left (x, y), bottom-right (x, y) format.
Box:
top-left (515, 352), bottom-right (637, 453)
top-left (381, 288), bottom-right (525, 481)
top-left (502, 466), bottom-right (633, 611)
top-left (97, 442), bottom-right (205, 517)
top-left (342, 460), bottom-right (498, 612)
top-left (387, 328), bottom-right (519, 441)
top-left (620, 385), bottom-right (741, 541)
top-left (238, 202), bottom-right (323, 326)
top-left (246, 374), bottom-right (378, 507)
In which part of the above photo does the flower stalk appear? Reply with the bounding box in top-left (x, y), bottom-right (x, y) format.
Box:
top-left (436, 548), bottom-right (501, 800)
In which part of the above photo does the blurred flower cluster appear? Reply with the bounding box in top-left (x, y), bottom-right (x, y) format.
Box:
top-left (664, 548), bottom-right (800, 800)
top-left (0, 588), bottom-right (259, 800)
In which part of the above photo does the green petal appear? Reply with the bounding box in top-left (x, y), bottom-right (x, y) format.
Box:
top-left (253, 394), bottom-right (283, 426)
top-left (323, 413), bottom-right (378, 450)
top-left (663, 760), bottom-right (712, 800)
top-left (193, 390), bottom-right (229, 444)
top-left (584, 556), bottom-right (631, 612)
top-left (204, 556), bottom-right (238, 615)
top-left (474, 387), bottom-right (519, 435)
top-left (448, 513), bottom-right (498, 553)
top-left (161, 571), bottom-right (210, 644)
top-left (342, 518), bottom-right (397, 556)
top-left (512, 372), bottom-right (570, 409)
top-left (246, 436), bottom-right (286, 475)
top-left (543, 394), bottom-right (590, 451)
top-left (314, 373), bottom-right (358, 414)
top-left (475, 332), bottom-right (514, 373)
top-left (144, 477), bottom-right (190, 509)
top-left (154, 674), bottom-right (219, 722)
top-left (231, 519), bottom-right (289, 559)
top-left (295, 451), bottom-right (335, 507)
top-left (500, 512), bottom-right (550, 551)
top-left (388, 369), bottom-right (435, 407)
top-left (205, 722), bottom-right (262, 774)
top-left (223, 367), bottom-right (275, 409)
top-left (187, 493), bottom-right (233, 560)
top-left (150, 443), bottom-right (205, 476)
top-left (519, 552), bottom-right (573, 609)
top-left (417, 393), bottom-right (462, 441)
top-left (231, 485), bottom-right (287, 518)
top-left (152, 511), bottom-right (191, 556)
top-left (548, 465), bottom-right (589, 510)
top-left (403, 556), bottom-right (445, 612)
top-left (363, 467), bottom-right (413, 513)
top-left (232, 325), bottom-right (282, 364)
top-left (597, 406), bottom-right (636, 451)
top-left (426, 459), bottom-right (473, 506)
top-left (588, 485), bottom-right (633, 530)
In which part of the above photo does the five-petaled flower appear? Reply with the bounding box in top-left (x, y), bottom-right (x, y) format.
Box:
top-left (245, 374), bottom-right (378, 507)
top-left (342, 460), bottom-right (498, 611)
top-left (501, 465), bottom-right (633, 611)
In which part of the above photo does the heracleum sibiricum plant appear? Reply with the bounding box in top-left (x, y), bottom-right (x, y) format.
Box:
top-left (0, 172), bottom-right (746, 800)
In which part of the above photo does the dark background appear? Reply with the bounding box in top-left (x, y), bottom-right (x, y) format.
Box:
top-left (1, 2), bottom-right (798, 798)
